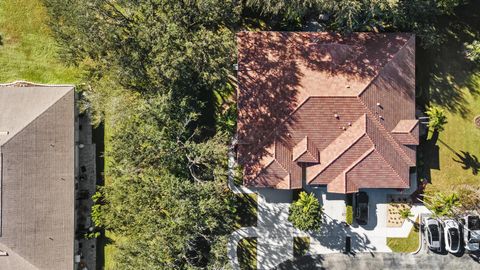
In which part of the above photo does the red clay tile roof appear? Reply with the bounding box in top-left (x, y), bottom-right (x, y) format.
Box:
top-left (237, 32), bottom-right (417, 193)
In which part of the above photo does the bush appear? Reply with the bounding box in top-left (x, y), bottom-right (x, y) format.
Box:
top-left (288, 191), bottom-right (323, 231)
top-left (426, 106), bottom-right (448, 132)
top-left (346, 205), bottom-right (353, 225)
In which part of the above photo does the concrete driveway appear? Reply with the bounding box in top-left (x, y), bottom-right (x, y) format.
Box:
top-left (275, 252), bottom-right (480, 270)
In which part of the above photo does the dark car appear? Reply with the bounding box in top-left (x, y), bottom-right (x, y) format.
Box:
top-left (354, 192), bottom-right (369, 225)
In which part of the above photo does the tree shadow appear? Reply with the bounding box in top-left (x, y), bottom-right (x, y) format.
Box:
top-left (417, 130), bottom-right (440, 182)
top-left (274, 254), bottom-right (326, 270)
top-left (416, 1), bottom-right (480, 115)
top-left (453, 150), bottom-right (480, 175)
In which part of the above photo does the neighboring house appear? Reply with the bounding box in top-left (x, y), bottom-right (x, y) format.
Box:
top-left (237, 32), bottom-right (417, 193)
top-left (0, 82), bottom-right (75, 270)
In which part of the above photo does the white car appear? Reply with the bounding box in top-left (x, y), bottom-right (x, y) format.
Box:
top-left (424, 218), bottom-right (442, 252)
top-left (443, 219), bottom-right (461, 253)
top-left (460, 215), bottom-right (480, 251)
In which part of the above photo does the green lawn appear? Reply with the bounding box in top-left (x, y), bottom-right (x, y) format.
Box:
top-left (387, 219), bottom-right (420, 253)
top-left (421, 76), bottom-right (480, 194)
top-left (0, 0), bottom-right (80, 83)
top-left (293, 237), bottom-right (310, 258)
top-left (416, 4), bottom-right (480, 195)
top-left (238, 237), bottom-right (257, 270)
top-left (428, 85), bottom-right (480, 192)
top-left (234, 193), bottom-right (258, 229)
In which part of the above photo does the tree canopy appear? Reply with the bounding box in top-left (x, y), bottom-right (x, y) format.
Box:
top-left (42, 0), bottom-right (469, 268)
top-left (288, 191), bottom-right (324, 231)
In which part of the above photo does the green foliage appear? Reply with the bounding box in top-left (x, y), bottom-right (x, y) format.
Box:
top-left (346, 205), bottom-right (353, 225)
top-left (426, 105), bottom-right (448, 131)
top-left (238, 237), bottom-right (257, 270)
top-left (245, 0), bottom-right (463, 47)
top-left (288, 191), bottom-right (323, 231)
top-left (424, 192), bottom-right (461, 217)
top-left (465, 40), bottom-right (480, 62)
top-left (399, 208), bottom-right (413, 220)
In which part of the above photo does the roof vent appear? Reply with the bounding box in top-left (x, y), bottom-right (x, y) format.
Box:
top-left (0, 131), bottom-right (9, 136)
top-left (347, 122), bottom-right (352, 126)
top-left (0, 250), bottom-right (7, 256)
top-left (342, 126), bottom-right (346, 131)
top-left (346, 85), bottom-right (350, 88)
top-left (379, 115), bottom-right (384, 120)
top-left (334, 114), bottom-right (339, 119)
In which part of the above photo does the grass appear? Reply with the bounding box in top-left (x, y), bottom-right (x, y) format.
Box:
top-left (416, 3), bottom-right (480, 196)
top-left (422, 77), bottom-right (480, 194)
top-left (234, 193), bottom-right (258, 229)
top-left (238, 237), bottom-right (257, 270)
top-left (0, 0), bottom-right (81, 83)
top-left (293, 237), bottom-right (310, 258)
top-left (387, 218), bottom-right (420, 253)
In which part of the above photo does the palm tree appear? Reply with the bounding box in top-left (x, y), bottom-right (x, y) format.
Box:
top-left (422, 192), bottom-right (461, 217)
top-left (426, 105), bottom-right (448, 132)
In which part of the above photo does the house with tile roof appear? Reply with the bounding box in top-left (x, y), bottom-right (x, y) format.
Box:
top-left (0, 82), bottom-right (75, 270)
top-left (236, 32), bottom-right (417, 193)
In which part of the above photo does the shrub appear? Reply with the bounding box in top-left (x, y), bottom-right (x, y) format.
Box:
top-left (426, 106), bottom-right (447, 132)
top-left (346, 205), bottom-right (353, 225)
top-left (288, 191), bottom-right (323, 231)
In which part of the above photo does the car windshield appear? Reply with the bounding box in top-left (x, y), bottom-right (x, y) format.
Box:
top-left (449, 228), bottom-right (459, 250)
top-left (429, 225), bottom-right (439, 241)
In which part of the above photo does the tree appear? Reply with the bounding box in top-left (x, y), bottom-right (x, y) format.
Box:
top-left (423, 192), bottom-right (461, 217)
top-left (465, 40), bottom-right (480, 62)
top-left (426, 105), bottom-right (448, 132)
top-left (288, 191), bottom-right (323, 231)
top-left (43, 1), bottom-right (241, 267)
top-left (244, 0), bottom-right (462, 47)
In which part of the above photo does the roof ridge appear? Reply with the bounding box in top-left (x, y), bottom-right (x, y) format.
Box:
top-left (341, 146), bottom-right (376, 193)
top-left (0, 88), bottom-right (74, 147)
top-left (363, 133), bottom-right (409, 186)
top-left (0, 81), bottom-right (75, 88)
top-left (358, 98), bottom-right (414, 166)
top-left (0, 245), bottom-right (39, 270)
top-left (307, 115), bottom-right (367, 183)
top-left (357, 35), bottom-right (414, 97)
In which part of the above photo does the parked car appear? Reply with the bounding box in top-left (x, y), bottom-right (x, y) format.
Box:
top-left (425, 218), bottom-right (442, 252)
top-left (353, 192), bottom-right (369, 225)
top-left (443, 219), bottom-right (461, 253)
top-left (460, 215), bottom-right (480, 251)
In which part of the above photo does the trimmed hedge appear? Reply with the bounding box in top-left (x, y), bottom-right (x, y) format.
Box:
top-left (346, 205), bottom-right (353, 225)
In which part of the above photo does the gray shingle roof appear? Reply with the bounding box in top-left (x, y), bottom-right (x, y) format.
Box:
top-left (0, 82), bottom-right (75, 270)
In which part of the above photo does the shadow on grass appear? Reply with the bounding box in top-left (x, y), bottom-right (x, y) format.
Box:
top-left (96, 230), bottom-right (114, 270)
top-left (416, 1), bottom-right (480, 114)
top-left (453, 150), bottom-right (480, 175)
top-left (238, 237), bottom-right (257, 270)
top-left (234, 193), bottom-right (258, 229)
